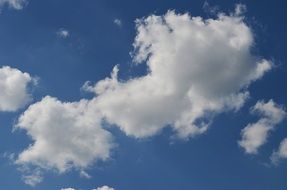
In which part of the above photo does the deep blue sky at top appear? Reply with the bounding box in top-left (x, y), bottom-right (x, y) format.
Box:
top-left (0, 0), bottom-right (287, 189)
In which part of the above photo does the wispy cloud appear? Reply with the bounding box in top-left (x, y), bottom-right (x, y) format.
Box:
top-left (61, 186), bottom-right (115, 190)
top-left (114, 18), bottom-right (122, 27)
top-left (57, 28), bottom-right (70, 39)
top-left (239, 100), bottom-right (286, 154)
top-left (0, 0), bottom-right (27, 10)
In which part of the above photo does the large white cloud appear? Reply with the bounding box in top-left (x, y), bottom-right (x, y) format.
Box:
top-left (0, 0), bottom-right (26, 10)
top-left (86, 10), bottom-right (272, 139)
top-left (15, 96), bottom-right (114, 173)
top-left (239, 100), bottom-right (286, 154)
top-left (16, 6), bottom-right (272, 185)
top-left (0, 66), bottom-right (35, 112)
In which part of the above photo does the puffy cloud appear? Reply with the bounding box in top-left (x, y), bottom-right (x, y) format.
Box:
top-left (0, 0), bottom-right (27, 10)
top-left (239, 100), bottom-right (286, 154)
top-left (86, 10), bottom-right (272, 139)
top-left (0, 66), bottom-right (35, 112)
top-left (15, 96), bottom-right (114, 173)
top-left (61, 188), bottom-right (76, 190)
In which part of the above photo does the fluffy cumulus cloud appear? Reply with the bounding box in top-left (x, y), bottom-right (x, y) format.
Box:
top-left (86, 9), bottom-right (272, 139)
top-left (239, 100), bottom-right (286, 154)
top-left (15, 96), bottom-right (114, 173)
top-left (0, 66), bottom-right (35, 112)
top-left (0, 0), bottom-right (27, 10)
top-left (16, 6), bottom-right (272, 184)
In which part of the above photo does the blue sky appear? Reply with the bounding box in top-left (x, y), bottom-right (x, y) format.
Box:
top-left (0, 0), bottom-right (287, 190)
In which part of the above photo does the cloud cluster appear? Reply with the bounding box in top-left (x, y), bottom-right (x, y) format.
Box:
top-left (15, 6), bottom-right (273, 185)
top-left (0, 66), bottom-right (35, 112)
top-left (239, 100), bottom-right (286, 154)
top-left (0, 0), bottom-right (26, 10)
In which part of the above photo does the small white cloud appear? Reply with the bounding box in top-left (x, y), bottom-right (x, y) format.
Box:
top-left (271, 138), bottom-right (287, 164)
top-left (0, 66), bottom-right (35, 112)
top-left (21, 170), bottom-right (43, 187)
top-left (80, 170), bottom-right (91, 179)
top-left (57, 28), bottom-right (70, 39)
top-left (60, 186), bottom-right (115, 190)
top-left (0, 0), bottom-right (27, 10)
top-left (234, 3), bottom-right (247, 16)
top-left (239, 100), bottom-right (286, 154)
top-left (202, 1), bottom-right (220, 14)
top-left (93, 186), bottom-right (115, 190)
top-left (114, 19), bottom-right (122, 27)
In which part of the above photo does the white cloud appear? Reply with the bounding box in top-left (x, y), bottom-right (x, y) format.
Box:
top-left (202, 1), bottom-right (220, 15)
top-left (234, 3), bottom-right (247, 16)
top-left (60, 186), bottom-right (115, 190)
top-left (15, 96), bottom-right (115, 173)
top-left (0, 66), bottom-right (35, 112)
top-left (80, 170), bottom-right (91, 179)
top-left (271, 138), bottom-right (287, 164)
top-left (0, 0), bottom-right (26, 10)
top-left (21, 169), bottom-right (43, 187)
top-left (114, 19), bottom-right (122, 27)
top-left (93, 186), bottom-right (115, 190)
top-left (16, 7), bottom-right (272, 184)
top-left (85, 10), bottom-right (272, 139)
top-left (239, 100), bottom-right (286, 154)
top-left (57, 28), bottom-right (70, 39)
